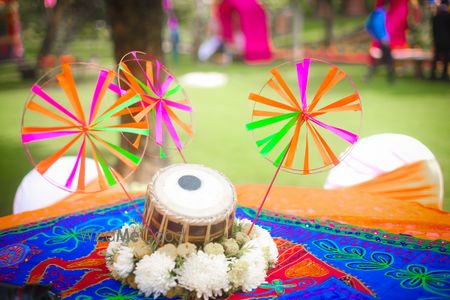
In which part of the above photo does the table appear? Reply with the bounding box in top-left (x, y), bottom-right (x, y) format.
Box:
top-left (1, 186), bottom-right (450, 299)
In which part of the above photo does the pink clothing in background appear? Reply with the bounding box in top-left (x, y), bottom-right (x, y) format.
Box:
top-left (217, 0), bottom-right (272, 62)
top-left (373, 0), bottom-right (409, 49)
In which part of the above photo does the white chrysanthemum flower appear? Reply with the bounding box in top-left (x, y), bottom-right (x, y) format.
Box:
top-left (234, 231), bottom-right (250, 246)
top-left (128, 238), bottom-right (152, 259)
top-left (119, 223), bottom-right (143, 237)
top-left (106, 240), bottom-right (121, 256)
top-left (177, 251), bottom-right (230, 299)
top-left (121, 222), bottom-right (142, 232)
top-left (238, 240), bottom-right (267, 291)
top-left (105, 240), bottom-right (121, 272)
top-left (228, 259), bottom-right (249, 288)
top-left (236, 218), bottom-right (278, 264)
top-left (113, 246), bottom-right (135, 278)
top-left (134, 252), bottom-right (176, 297)
top-left (236, 218), bottom-right (253, 235)
top-left (253, 229), bottom-right (278, 264)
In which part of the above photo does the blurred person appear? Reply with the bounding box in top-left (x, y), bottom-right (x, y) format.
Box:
top-left (430, 0), bottom-right (450, 80)
top-left (168, 12), bottom-right (180, 64)
top-left (364, 2), bottom-right (395, 82)
top-left (408, 0), bottom-right (424, 47)
top-left (163, 0), bottom-right (180, 64)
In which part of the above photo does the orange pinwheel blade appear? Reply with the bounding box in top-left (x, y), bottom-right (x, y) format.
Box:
top-left (27, 100), bottom-right (77, 127)
top-left (36, 133), bottom-right (82, 175)
top-left (270, 67), bottom-right (300, 109)
top-left (284, 116), bottom-right (303, 168)
top-left (249, 93), bottom-right (299, 112)
top-left (309, 66), bottom-right (346, 112)
top-left (57, 64), bottom-right (86, 124)
top-left (120, 62), bottom-right (145, 94)
top-left (252, 110), bottom-right (284, 117)
top-left (303, 131), bottom-right (309, 174)
top-left (164, 103), bottom-right (193, 136)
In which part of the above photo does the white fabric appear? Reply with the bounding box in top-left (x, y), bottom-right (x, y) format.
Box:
top-left (154, 164), bottom-right (235, 218)
top-left (369, 47), bottom-right (432, 60)
top-left (14, 156), bottom-right (97, 214)
top-left (324, 133), bottom-right (441, 189)
top-left (179, 72), bottom-right (228, 88)
top-left (198, 36), bottom-right (223, 62)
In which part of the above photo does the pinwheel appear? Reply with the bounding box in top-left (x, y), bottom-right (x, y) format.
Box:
top-left (112, 51), bottom-right (193, 159)
top-left (246, 58), bottom-right (362, 230)
top-left (21, 63), bottom-right (149, 194)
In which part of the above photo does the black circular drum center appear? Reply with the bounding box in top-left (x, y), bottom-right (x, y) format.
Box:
top-left (178, 175), bottom-right (201, 191)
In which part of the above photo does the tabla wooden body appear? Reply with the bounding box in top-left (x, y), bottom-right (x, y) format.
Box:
top-left (143, 164), bottom-right (237, 244)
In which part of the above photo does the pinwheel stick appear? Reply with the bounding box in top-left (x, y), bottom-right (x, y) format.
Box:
top-left (247, 140), bottom-right (292, 235)
top-left (94, 147), bottom-right (158, 242)
top-left (177, 148), bottom-right (187, 163)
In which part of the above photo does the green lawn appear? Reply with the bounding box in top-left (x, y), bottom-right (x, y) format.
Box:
top-left (0, 54), bottom-right (449, 216)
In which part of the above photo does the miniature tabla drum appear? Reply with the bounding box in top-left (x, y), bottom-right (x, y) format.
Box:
top-left (143, 164), bottom-right (237, 244)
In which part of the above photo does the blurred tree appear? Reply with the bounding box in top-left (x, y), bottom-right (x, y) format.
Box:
top-left (105, 0), bottom-right (168, 183)
top-left (317, 0), bottom-right (333, 48)
top-left (290, 0), bottom-right (303, 58)
top-left (191, 0), bottom-right (207, 61)
top-left (343, 0), bottom-right (367, 16)
top-left (37, 0), bottom-right (69, 60)
top-left (37, 0), bottom-right (104, 68)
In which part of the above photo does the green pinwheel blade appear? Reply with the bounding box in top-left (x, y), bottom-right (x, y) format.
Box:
top-left (159, 146), bottom-right (166, 158)
top-left (164, 84), bottom-right (182, 97)
top-left (93, 127), bottom-right (150, 136)
top-left (256, 132), bottom-right (278, 147)
top-left (260, 115), bottom-right (298, 157)
top-left (96, 150), bottom-right (116, 186)
top-left (91, 135), bottom-right (141, 165)
top-left (274, 143), bottom-right (290, 167)
top-left (92, 94), bottom-right (142, 126)
top-left (119, 64), bottom-right (158, 98)
top-left (246, 112), bottom-right (298, 131)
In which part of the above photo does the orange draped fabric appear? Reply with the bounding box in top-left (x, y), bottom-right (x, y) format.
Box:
top-left (1, 184), bottom-right (449, 241)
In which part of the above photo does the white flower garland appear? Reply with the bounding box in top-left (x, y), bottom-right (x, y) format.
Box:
top-left (134, 252), bottom-right (177, 297)
top-left (104, 218), bottom-right (278, 299)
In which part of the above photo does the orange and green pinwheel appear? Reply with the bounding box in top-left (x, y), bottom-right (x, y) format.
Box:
top-left (246, 58), bottom-right (362, 174)
top-left (112, 51), bottom-right (193, 158)
top-left (246, 58), bottom-right (362, 233)
top-left (21, 63), bottom-right (149, 193)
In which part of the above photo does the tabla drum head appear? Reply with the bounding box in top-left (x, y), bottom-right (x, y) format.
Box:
top-left (151, 164), bottom-right (236, 220)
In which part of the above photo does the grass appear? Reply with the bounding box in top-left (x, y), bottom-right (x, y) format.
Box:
top-left (0, 49), bottom-right (449, 217)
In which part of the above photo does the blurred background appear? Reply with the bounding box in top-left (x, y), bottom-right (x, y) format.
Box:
top-left (0, 0), bottom-right (449, 216)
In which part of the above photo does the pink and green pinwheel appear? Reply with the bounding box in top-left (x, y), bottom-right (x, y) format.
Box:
top-left (21, 63), bottom-right (149, 193)
top-left (113, 51), bottom-right (193, 158)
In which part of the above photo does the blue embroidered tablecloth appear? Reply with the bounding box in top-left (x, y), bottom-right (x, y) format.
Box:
top-left (0, 199), bottom-right (449, 299)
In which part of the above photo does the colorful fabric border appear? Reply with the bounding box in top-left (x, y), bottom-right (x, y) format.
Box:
top-left (1, 199), bottom-right (449, 299)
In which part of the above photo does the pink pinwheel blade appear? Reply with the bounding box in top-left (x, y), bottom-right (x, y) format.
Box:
top-left (161, 104), bottom-right (182, 150)
top-left (296, 59), bottom-right (310, 111)
top-left (22, 130), bottom-right (80, 144)
top-left (65, 138), bottom-right (85, 188)
top-left (306, 115), bottom-right (358, 144)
